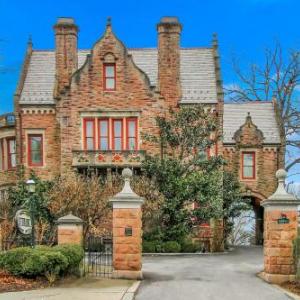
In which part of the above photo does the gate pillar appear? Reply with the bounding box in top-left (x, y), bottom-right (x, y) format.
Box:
top-left (110, 168), bottom-right (144, 280)
top-left (56, 213), bottom-right (84, 245)
top-left (261, 169), bottom-right (300, 284)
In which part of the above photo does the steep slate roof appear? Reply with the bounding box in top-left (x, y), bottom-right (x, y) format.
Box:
top-left (223, 102), bottom-right (281, 144)
top-left (19, 48), bottom-right (218, 104)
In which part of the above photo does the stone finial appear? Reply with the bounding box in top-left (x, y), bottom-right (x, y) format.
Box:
top-left (261, 169), bottom-right (300, 207)
top-left (110, 168), bottom-right (144, 208)
top-left (56, 212), bottom-right (84, 225)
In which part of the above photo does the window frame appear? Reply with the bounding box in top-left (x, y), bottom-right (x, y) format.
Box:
top-left (0, 139), bottom-right (3, 170)
top-left (126, 117), bottom-right (138, 151)
top-left (98, 118), bottom-right (110, 150)
top-left (103, 63), bottom-right (116, 91)
top-left (83, 118), bottom-right (96, 151)
top-left (7, 137), bottom-right (16, 170)
top-left (242, 151), bottom-right (256, 180)
top-left (28, 134), bottom-right (44, 167)
top-left (112, 119), bottom-right (123, 151)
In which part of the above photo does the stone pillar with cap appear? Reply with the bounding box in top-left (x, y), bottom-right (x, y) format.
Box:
top-left (110, 168), bottom-right (144, 280)
top-left (261, 169), bottom-right (300, 284)
top-left (56, 213), bottom-right (84, 245)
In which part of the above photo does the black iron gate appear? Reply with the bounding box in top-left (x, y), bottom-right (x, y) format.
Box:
top-left (84, 236), bottom-right (113, 277)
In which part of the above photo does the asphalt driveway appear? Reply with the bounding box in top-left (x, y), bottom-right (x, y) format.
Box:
top-left (136, 246), bottom-right (291, 300)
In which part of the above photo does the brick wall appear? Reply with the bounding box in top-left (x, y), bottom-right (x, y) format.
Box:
top-left (224, 114), bottom-right (280, 200)
top-left (57, 23), bottom-right (165, 174)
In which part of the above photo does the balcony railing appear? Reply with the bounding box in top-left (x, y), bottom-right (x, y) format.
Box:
top-left (0, 113), bottom-right (15, 128)
top-left (72, 150), bottom-right (146, 167)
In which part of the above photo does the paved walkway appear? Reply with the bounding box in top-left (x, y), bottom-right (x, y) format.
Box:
top-left (136, 246), bottom-right (292, 300)
top-left (0, 277), bottom-right (135, 300)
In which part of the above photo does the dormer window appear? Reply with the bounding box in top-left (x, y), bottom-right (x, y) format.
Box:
top-left (104, 63), bottom-right (116, 91)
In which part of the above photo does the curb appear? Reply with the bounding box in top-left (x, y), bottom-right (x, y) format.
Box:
top-left (122, 281), bottom-right (141, 300)
top-left (273, 284), bottom-right (300, 300)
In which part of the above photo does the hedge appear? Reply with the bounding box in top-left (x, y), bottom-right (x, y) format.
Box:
top-left (0, 244), bottom-right (84, 283)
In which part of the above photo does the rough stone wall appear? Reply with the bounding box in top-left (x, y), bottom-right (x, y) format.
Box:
top-left (18, 108), bottom-right (60, 180)
top-left (264, 210), bottom-right (297, 276)
top-left (223, 115), bottom-right (279, 199)
top-left (57, 24), bottom-right (165, 174)
top-left (112, 208), bottom-right (142, 271)
top-left (157, 19), bottom-right (181, 108)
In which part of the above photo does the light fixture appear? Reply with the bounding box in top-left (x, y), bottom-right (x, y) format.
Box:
top-left (26, 179), bottom-right (36, 194)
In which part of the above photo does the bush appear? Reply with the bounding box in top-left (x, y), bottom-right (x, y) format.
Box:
top-left (162, 241), bottom-right (181, 253)
top-left (53, 244), bottom-right (84, 272)
top-left (181, 241), bottom-right (198, 253)
top-left (143, 241), bottom-right (156, 253)
top-left (0, 244), bottom-right (83, 282)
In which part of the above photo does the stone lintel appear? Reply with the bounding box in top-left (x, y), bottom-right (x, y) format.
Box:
top-left (110, 198), bottom-right (144, 209)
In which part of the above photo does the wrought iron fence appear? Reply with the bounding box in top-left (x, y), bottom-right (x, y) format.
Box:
top-left (83, 235), bottom-right (113, 277)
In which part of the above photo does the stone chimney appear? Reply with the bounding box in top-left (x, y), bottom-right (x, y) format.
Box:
top-left (157, 17), bottom-right (182, 107)
top-left (53, 17), bottom-right (79, 93)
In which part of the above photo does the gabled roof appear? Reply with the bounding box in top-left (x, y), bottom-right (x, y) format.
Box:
top-left (19, 48), bottom-right (218, 105)
top-left (223, 102), bottom-right (281, 144)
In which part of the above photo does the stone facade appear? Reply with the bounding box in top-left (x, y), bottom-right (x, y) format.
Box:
top-left (0, 17), bottom-right (282, 243)
top-left (261, 169), bottom-right (300, 283)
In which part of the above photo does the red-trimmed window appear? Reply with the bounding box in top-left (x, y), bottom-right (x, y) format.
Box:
top-left (28, 134), bottom-right (43, 167)
top-left (83, 119), bottom-right (95, 150)
top-left (98, 119), bottom-right (109, 150)
top-left (7, 138), bottom-right (16, 169)
top-left (112, 119), bottom-right (123, 150)
top-left (104, 63), bottom-right (116, 91)
top-left (126, 118), bottom-right (138, 150)
top-left (242, 152), bottom-right (256, 179)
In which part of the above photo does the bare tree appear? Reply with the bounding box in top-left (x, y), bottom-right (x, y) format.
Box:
top-left (226, 42), bottom-right (300, 171)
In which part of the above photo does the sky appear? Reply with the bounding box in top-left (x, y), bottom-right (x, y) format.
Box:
top-left (0, 0), bottom-right (299, 183)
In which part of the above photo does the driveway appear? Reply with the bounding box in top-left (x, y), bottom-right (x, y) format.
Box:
top-left (136, 246), bottom-right (291, 300)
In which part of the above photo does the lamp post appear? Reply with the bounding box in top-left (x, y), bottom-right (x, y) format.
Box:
top-left (26, 179), bottom-right (36, 248)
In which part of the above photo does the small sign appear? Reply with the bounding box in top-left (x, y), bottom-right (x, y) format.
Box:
top-left (125, 227), bottom-right (133, 236)
top-left (15, 210), bottom-right (32, 235)
top-left (277, 214), bottom-right (290, 225)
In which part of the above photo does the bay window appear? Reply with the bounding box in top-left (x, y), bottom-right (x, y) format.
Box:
top-left (242, 152), bottom-right (255, 179)
top-left (83, 117), bottom-right (138, 151)
top-left (28, 134), bottom-right (43, 167)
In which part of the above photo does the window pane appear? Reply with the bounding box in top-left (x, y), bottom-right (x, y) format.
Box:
top-left (86, 121), bottom-right (94, 137)
top-left (128, 138), bottom-right (136, 150)
top-left (31, 151), bottom-right (41, 164)
top-left (114, 121), bottom-right (122, 137)
top-left (9, 139), bottom-right (16, 153)
top-left (106, 78), bottom-right (115, 89)
top-left (105, 66), bottom-right (115, 77)
top-left (11, 154), bottom-right (16, 168)
top-left (100, 121), bottom-right (108, 136)
top-left (100, 138), bottom-right (108, 150)
top-left (243, 154), bottom-right (253, 166)
top-left (128, 120), bottom-right (136, 137)
top-left (114, 138), bottom-right (122, 150)
top-left (31, 136), bottom-right (42, 152)
top-left (243, 166), bottom-right (253, 178)
top-left (86, 138), bottom-right (94, 150)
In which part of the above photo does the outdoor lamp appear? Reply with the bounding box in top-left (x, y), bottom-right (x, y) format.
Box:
top-left (26, 179), bottom-right (36, 194)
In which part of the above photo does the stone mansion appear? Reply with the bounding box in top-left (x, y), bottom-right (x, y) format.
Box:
top-left (0, 17), bottom-right (283, 243)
